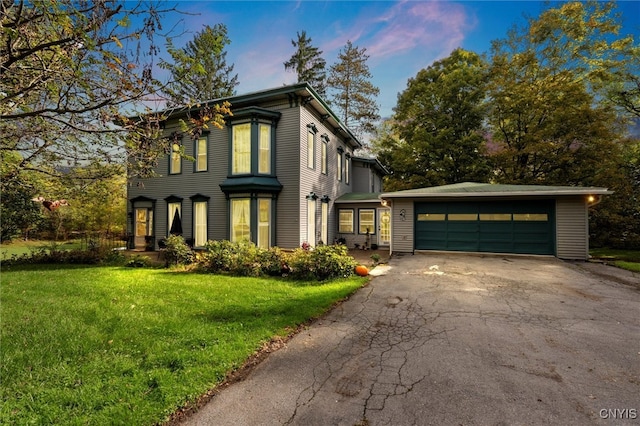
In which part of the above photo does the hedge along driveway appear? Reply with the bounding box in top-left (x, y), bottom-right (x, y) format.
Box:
top-left (1, 265), bottom-right (367, 425)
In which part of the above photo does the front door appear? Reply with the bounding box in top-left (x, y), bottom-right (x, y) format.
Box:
top-left (377, 208), bottom-right (391, 246)
top-left (135, 208), bottom-right (153, 249)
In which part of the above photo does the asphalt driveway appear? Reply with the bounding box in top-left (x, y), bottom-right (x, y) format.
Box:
top-left (182, 254), bottom-right (640, 426)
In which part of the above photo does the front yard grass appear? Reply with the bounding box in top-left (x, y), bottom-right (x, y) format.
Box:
top-left (1, 265), bottom-right (366, 425)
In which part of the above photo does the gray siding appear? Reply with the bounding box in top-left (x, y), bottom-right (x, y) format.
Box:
top-left (274, 105), bottom-right (301, 249)
top-left (390, 199), bottom-right (414, 253)
top-left (556, 197), bottom-right (589, 260)
top-left (298, 107), bottom-right (354, 247)
top-left (127, 124), bottom-right (228, 246)
top-left (352, 162), bottom-right (371, 193)
top-left (127, 85), bottom-right (373, 251)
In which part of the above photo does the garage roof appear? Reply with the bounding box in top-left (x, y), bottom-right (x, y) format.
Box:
top-left (380, 182), bottom-right (612, 198)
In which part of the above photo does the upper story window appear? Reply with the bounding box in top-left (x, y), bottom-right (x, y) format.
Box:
top-left (195, 136), bottom-right (208, 172)
top-left (228, 107), bottom-right (281, 177)
top-left (232, 123), bottom-right (251, 174)
top-left (169, 145), bottom-right (181, 175)
top-left (320, 134), bottom-right (329, 175)
top-left (337, 146), bottom-right (344, 181)
top-left (258, 124), bottom-right (271, 174)
top-left (345, 153), bottom-right (350, 185)
top-left (307, 124), bottom-right (317, 169)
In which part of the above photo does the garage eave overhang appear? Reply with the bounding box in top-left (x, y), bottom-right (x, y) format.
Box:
top-left (380, 190), bottom-right (613, 199)
top-left (380, 182), bottom-right (613, 199)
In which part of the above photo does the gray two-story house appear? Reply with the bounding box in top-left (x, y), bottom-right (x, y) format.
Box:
top-left (127, 83), bottom-right (387, 251)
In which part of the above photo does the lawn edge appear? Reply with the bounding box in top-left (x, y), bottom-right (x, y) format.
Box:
top-left (162, 278), bottom-right (371, 425)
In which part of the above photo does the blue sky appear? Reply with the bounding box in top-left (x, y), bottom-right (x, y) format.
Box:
top-left (155, 1), bottom-right (640, 118)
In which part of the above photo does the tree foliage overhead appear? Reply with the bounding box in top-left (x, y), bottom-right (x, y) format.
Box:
top-left (284, 30), bottom-right (327, 95)
top-left (0, 0), bottom-right (231, 187)
top-left (485, 0), bottom-right (633, 187)
top-left (327, 40), bottom-right (380, 138)
top-left (1, 1), bottom-right (161, 184)
top-left (159, 23), bottom-right (239, 106)
top-left (373, 48), bottom-right (490, 190)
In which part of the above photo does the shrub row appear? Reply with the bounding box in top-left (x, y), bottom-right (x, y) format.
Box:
top-left (2, 237), bottom-right (359, 281)
top-left (1, 245), bottom-right (125, 268)
top-left (164, 236), bottom-right (357, 281)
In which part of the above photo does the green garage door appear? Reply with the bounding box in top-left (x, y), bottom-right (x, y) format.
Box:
top-left (415, 200), bottom-right (555, 255)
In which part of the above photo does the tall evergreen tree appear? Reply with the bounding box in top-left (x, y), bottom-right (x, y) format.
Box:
top-left (284, 31), bottom-right (326, 95)
top-left (327, 41), bottom-right (380, 138)
top-left (160, 24), bottom-right (239, 105)
top-left (373, 48), bottom-right (490, 190)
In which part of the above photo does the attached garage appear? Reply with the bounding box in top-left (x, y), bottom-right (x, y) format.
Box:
top-left (382, 183), bottom-right (612, 260)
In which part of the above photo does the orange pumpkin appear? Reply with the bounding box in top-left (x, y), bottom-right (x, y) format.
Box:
top-left (355, 265), bottom-right (369, 276)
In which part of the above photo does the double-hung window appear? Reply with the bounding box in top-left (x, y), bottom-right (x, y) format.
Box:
top-left (190, 194), bottom-right (210, 248)
top-left (167, 202), bottom-right (182, 236)
top-left (320, 197), bottom-right (329, 244)
top-left (231, 199), bottom-right (251, 242)
top-left (337, 147), bottom-right (343, 181)
top-left (306, 193), bottom-right (317, 247)
top-left (307, 124), bottom-right (317, 169)
top-left (321, 134), bottom-right (328, 175)
top-left (345, 154), bottom-right (350, 184)
top-left (230, 197), bottom-right (273, 248)
top-left (339, 209), bottom-right (354, 233)
top-left (232, 123), bottom-right (251, 175)
top-left (257, 199), bottom-right (271, 249)
top-left (195, 136), bottom-right (207, 172)
top-left (258, 124), bottom-right (271, 174)
top-left (169, 144), bottom-right (181, 175)
top-left (359, 209), bottom-right (375, 234)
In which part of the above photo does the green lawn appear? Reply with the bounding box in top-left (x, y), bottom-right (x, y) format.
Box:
top-left (1, 265), bottom-right (366, 425)
top-left (1, 240), bottom-right (83, 257)
top-left (590, 248), bottom-right (640, 272)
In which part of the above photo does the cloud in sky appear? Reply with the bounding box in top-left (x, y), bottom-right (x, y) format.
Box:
top-left (365, 1), bottom-right (470, 59)
top-left (233, 1), bottom-right (476, 97)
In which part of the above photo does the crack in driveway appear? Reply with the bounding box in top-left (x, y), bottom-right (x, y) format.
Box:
top-left (182, 255), bottom-right (640, 426)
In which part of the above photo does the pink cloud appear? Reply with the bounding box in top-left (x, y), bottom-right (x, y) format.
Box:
top-left (324, 1), bottom-right (474, 65)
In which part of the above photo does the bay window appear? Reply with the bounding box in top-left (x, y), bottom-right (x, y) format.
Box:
top-left (258, 124), bottom-right (271, 174)
top-left (232, 123), bottom-right (251, 175)
top-left (230, 197), bottom-right (274, 248)
top-left (231, 199), bottom-right (251, 242)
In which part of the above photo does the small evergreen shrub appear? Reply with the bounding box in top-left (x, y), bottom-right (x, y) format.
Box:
top-left (163, 235), bottom-right (194, 266)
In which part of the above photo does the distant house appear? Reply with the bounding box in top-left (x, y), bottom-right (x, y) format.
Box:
top-left (127, 83), bottom-right (387, 251)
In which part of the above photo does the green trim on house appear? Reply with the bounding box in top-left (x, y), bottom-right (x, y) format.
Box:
top-left (219, 176), bottom-right (283, 194)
